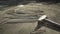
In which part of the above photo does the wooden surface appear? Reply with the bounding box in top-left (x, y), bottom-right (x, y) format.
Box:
top-left (0, 2), bottom-right (60, 34)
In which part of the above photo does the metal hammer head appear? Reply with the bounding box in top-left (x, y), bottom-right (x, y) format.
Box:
top-left (38, 15), bottom-right (47, 21)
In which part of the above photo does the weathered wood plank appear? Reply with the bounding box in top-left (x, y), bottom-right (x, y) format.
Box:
top-left (7, 19), bottom-right (37, 23)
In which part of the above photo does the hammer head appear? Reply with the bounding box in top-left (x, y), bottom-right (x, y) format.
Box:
top-left (38, 15), bottom-right (47, 21)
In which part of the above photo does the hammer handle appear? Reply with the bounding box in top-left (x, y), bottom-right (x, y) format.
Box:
top-left (44, 19), bottom-right (60, 32)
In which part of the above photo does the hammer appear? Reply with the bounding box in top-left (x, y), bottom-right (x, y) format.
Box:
top-left (34, 15), bottom-right (60, 33)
